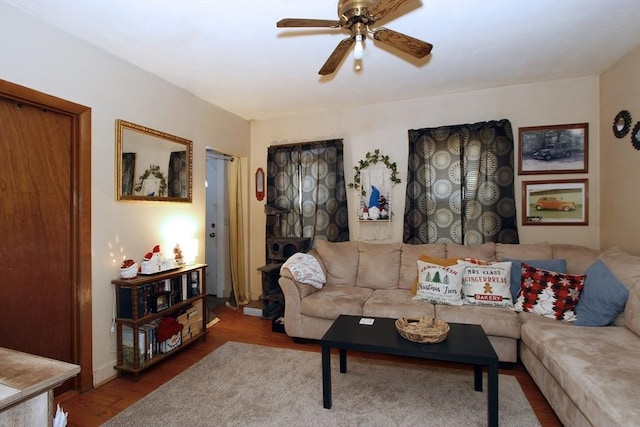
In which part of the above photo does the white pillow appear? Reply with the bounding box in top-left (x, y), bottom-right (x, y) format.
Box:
top-left (414, 261), bottom-right (465, 306)
top-left (460, 261), bottom-right (513, 308)
top-left (281, 253), bottom-right (326, 289)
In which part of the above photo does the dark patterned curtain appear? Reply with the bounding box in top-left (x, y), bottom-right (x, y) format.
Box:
top-left (167, 151), bottom-right (187, 197)
top-left (403, 119), bottom-right (519, 245)
top-left (121, 152), bottom-right (136, 196)
top-left (266, 139), bottom-right (349, 243)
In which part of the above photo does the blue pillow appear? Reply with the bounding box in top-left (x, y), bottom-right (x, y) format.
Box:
top-left (503, 258), bottom-right (567, 300)
top-left (574, 259), bottom-right (629, 327)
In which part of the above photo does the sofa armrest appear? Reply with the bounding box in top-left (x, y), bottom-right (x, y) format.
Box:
top-left (279, 268), bottom-right (322, 298)
top-left (278, 269), bottom-right (321, 337)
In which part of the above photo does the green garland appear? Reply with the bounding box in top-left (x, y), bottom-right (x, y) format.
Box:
top-left (348, 149), bottom-right (401, 197)
top-left (134, 164), bottom-right (167, 196)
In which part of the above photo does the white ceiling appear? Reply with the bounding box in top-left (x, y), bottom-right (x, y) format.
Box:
top-left (6, 0), bottom-right (640, 121)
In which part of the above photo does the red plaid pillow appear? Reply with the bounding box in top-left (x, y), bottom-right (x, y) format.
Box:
top-left (513, 262), bottom-right (585, 321)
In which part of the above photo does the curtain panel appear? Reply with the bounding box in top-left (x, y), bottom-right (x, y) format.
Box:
top-left (167, 150), bottom-right (187, 198)
top-left (403, 119), bottom-right (519, 245)
top-left (225, 156), bottom-right (249, 308)
top-left (121, 152), bottom-right (136, 196)
top-left (266, 139), bottom-right (349, 244)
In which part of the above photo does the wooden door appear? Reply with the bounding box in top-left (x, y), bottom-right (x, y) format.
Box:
top-left (0, 80), bottom-right (93, 392)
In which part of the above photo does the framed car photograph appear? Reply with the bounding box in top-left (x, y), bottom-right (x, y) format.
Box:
top-left (518, 123), bottom-right (588, 175)
top-left (522, 179), bottom-right (588, 225)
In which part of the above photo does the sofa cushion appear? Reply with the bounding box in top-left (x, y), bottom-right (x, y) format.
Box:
top-left (460, 262), bottom-right (513, 308)
top-left (363, 289), bottom-right (436, 319)
top-left (502, 258), bottom-right (567, 301)
top-left (436, 304), bottom-right (521, 339)
top-left (517, 311), bottom-right (562, 325)
top-left (551, 244), bottom-right (599, 275)
top-left (625, 287), bottom-right (640, 336)
top-left (521, 321), bottom-right (640, 426)
top-left (356, 242), bottom-right (402, 289)
top-left (496, 242), bottom-right (552, 261)
top-left (315, 240), bottom-right (359, 286)
top-left (399, 243), bottom-right (446, 290)
top-left (574, 259), bottom-right (629, 327)
top-left (513, 263), bottom-right (585, 321)
top-left (300, 285), bottom-right (373, 319)
top-left (445, 242), bottom-right (496, 262)
top-left (599, 246), bottom-right (640, 292)
top-left (306, 248), bottom-right (327, 275)
top-left (414, 261), bottom-right (465, 306)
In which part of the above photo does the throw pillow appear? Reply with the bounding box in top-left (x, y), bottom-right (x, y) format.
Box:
top-left (411, 255), bottom-right (460, 294)
top-left (502, 258), bottom-right (567, 301)
top-left (460, 262), bottom-right (513, 308)
top-left (414, 261), bottom-right (465, 306)
top-left (513, 263), bottom-right (585, 321)
top-left (459, 257), bottom-right (491, 265)
top-left (574, 259), bottom-right (629, 326)
top-left (280, 252), bottom-right (326, 289)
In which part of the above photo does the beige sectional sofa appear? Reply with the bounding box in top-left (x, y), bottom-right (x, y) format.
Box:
top-left (278, 240), bottom-right (640, 426)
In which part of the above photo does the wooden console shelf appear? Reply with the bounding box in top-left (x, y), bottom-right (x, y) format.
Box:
top-left (111, 264), bottom-right (207, 380)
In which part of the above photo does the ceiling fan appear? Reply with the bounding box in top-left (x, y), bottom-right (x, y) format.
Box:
top-left (277, 0), bottom-right (433, 75)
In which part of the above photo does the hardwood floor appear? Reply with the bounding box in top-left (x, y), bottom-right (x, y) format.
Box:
top-left (55, 305), bottom-right (562, 426)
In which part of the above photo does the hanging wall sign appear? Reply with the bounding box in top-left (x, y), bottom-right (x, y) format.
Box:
top-left (348, 149), bottom-right (401, 241)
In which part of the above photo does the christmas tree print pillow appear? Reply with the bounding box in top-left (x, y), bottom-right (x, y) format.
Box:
top-left (414, 261), bottom-right (466, 306)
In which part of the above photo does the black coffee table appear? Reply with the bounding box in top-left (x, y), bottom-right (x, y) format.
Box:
top-left (320, 315), bottom-right (499, 427)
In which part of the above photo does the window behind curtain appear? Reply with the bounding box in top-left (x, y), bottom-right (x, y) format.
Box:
top-left (403, 120), bottom-right (519, 245)
top-left (266, 139), bottom-right (349, 243)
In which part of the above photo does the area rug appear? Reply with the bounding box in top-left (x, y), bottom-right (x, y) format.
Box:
top-left (102, 342), bottom-right (540, 427)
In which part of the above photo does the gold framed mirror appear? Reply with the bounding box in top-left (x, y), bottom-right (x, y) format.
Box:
top-left (116, 119), bottom-right (193, 202)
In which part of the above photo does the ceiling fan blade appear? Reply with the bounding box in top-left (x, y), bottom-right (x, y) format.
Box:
top-left (368, 0), bottom-right (411, 22)
top-left (277, 18), bottom-right (340, 28)
top-left (319, 37), bottom-right (355, 75)
top-left (372, 27), bottom-right (433, 58)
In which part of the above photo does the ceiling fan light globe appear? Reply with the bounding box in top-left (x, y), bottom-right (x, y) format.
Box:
top-left (354, 38), bottom-right (364, 60)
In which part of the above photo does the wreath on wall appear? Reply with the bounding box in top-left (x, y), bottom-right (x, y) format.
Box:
top-left (632, 121), bottom-right (640, 151)
top-left (134, 164), bottom-right (168, 196)
top-left (612, 110), bottom-right (632, 139)
top-left (348, 149), bottom-right (401, 197)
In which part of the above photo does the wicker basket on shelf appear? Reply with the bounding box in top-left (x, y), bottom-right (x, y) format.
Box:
top-left (395, 317), bottom-right (450, 344)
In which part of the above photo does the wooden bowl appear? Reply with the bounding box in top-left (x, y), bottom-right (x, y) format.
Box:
top-left (395, 317), bottom-right (450, 344)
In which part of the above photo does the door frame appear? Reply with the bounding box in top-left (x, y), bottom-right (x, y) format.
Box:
top-left (0, 79), bottom-right (93, 392)
top-left (205, 149), bottom-right (232, 298)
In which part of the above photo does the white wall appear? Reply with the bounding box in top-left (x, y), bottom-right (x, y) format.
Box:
top-left (250, 76), bottom-right (600, 299)
top-left (0, 2), bottom-right (251, 386)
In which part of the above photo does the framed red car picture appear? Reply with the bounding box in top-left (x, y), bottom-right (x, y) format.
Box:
top-left (522, 179), bottom-right (588, 225)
